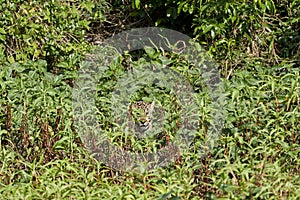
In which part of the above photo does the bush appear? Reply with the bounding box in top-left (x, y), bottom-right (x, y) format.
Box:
top-left (183, 0), bottom-right (300, 71)
top-left (0, 0), bottom-right (109, 69)
top-left (125, 0), bottom-right (300, 76)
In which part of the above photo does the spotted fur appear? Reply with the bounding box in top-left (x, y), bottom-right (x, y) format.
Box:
top-left (131, 101), bottom-right (155, 133)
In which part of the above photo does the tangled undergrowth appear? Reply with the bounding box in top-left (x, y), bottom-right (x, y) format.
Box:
top-left (0, 0), bottom-right (299, 199)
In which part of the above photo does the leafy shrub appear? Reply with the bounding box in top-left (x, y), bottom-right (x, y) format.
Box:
top-left (0, 0), bottom-right (109, 68)
top-left (178, 0), bottom-right (300, 67)
top-left (0, 0), bottom-right (109, 166)
top-left (124, 0), bottom-right (300, 76)
top-left (111, 0), bottom-right (194, 34)
top-left (1, 0), bottom-right (300, 199)
top-left (0, 60), bottom-right (75, 162)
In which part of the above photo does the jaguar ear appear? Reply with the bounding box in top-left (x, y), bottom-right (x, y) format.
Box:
top-left (149, 101), bottom-right (155, 114)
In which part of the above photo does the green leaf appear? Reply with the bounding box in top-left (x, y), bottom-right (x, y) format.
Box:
top-left (144, 46), bottom-right (156, 59)
top-left (0, 28), bottom-right (6, 34)
top-left (159, 56), bottom-right (173, 66)
top-left (203, 25), bottom-right (213, 34)
top-left (132, 0), bottom-right (140, 9)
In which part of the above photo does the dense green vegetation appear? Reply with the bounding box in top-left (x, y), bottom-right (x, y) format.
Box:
top-left (0, 0), bottom-right (299, 199)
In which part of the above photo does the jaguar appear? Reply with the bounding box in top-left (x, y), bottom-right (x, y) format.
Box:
top-left (130, 101), bottom-right (155, 134)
